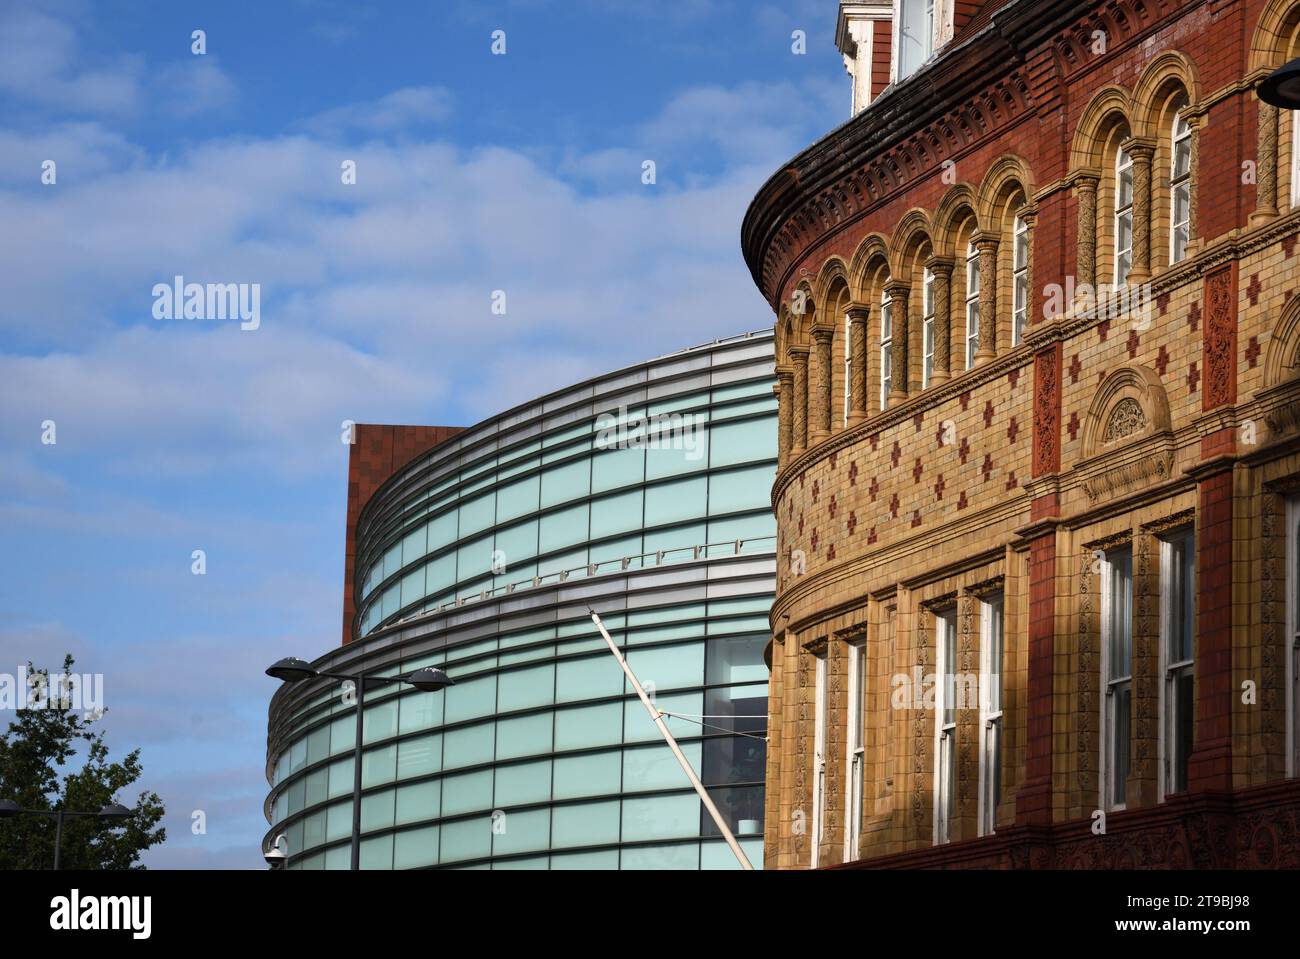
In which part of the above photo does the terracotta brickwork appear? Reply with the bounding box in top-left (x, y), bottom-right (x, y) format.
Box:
top-left (341, 424), bottom-right (461, 646)
top-left (744, 0), bottom-right (1300, 868)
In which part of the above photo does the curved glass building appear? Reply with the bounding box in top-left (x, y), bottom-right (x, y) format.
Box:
top-left (265, 331), bottom-right (776, 869)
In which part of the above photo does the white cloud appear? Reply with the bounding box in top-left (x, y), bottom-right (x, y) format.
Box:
top-left (303, 85), bottom-right (454, 138)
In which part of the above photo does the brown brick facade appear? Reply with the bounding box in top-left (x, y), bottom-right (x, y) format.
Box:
top-left (341, 424), bottom-right (461, 646)
top-left (745, 0), bottom-right (1300, 868)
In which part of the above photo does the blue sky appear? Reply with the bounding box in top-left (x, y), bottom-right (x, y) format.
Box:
top-left (0, 0), bottom-right (843, 868)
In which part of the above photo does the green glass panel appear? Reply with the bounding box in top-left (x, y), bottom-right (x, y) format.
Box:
top-left (540, 458), bottom-right (590, 507)
top-left (361, 744), bottom-right (396, 788)
top-left (554, 702), bottom-right (623, 750)
top-left (495, 713), bottom-right (553, 761)
top-left (539, 503), bottom-right (588, 553)
top-left (498, 663), bottom-right (555, 712)
top-left (556, 655), bottom-right (624, 703)
top-left (496, 475), bottom-right (539, 522)
top-left (325, 801), bottom-right (351, 842)
top-left (427, 509), bottom-right (457, 553)
top-left (361, 788), bottom-right (395, 832)
top-left (359, 833), bottom-right (393, 870)
top-left (362, 700), bottom-right (398, 744)
top-left (393, 825), bottom-right (440, 869)
top-left (623, 741), bottom-right (702, 792)
top-left (620, 841), bottom-right (699, 869)
top-left (590, 489), bottom-right (643, 538)
top-left (395, 780), bottom-right (441, 826)
top-left (456, 534), bottom-right (494, 584)
top-left (708, 464), bottom-right (776, 514)
top-left (708, 417), bottom-right (773, 467)
top-left (622, 793), bottom-right (700, 842)
top-left (494, 758), bottom-right (552, 807)
top-left (551, 800), bottom-right (620, 848)
top-left (396, 733), bottom-right (441, 779)
top-left (551, 849), bottom-right (618, 869)
top-left (444, 674), bottom-right (496, 724)
top-left (440, 817), bottom-right (491, 863)
top-left (443, 722), bottom-right (495, 769)
top-left (491, 808), bottom-right (550, 857)
top-left (398, 690), bottom-right (442, 736)
top-left (625, 641), bottom-right (704, 693)
top-left (553, 751), bottom-right (621, 800)
top-left (591, 444), bottom-right (644, 492)
top-left (440, 769), bottom-right (493, 817)
top-left (457, 492), bottom-right (495, 537)
top-left (402, 525), bottom-right (427, 566)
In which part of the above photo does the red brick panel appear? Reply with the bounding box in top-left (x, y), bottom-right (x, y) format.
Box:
top-left (1017, 530), bottom-right (1056, 826)
top-left (341, 424), bottom-right (462, 646)
top-left (1187, 468), bottom-right (1234, 792)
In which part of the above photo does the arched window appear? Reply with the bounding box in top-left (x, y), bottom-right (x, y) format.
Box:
top-left (1115, 147), bottom-right (1134, 285)
top-left (1170, 111), bottom-right (1192, 264)
top-left (964, 240), bottom-right (980, 369)
top-left (1012, 214), bottom-right (1029, 345)
top-left (880, 287), bottom-right (893, 410)
top-left (922, 265), bottom-right (936, 388)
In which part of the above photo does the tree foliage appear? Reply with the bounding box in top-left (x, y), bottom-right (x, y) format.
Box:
top-left (0, 655), bottom-right (165, 869)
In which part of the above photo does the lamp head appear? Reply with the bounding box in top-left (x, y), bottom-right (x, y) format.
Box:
top-left (1259, 57), bottom-right (1300, 110)
top-left (266, 657), bottom-right (318, 683)
top-left (405, 666), bottom-right (454, 692)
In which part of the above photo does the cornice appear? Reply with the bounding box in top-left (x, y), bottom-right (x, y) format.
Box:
top-left (740, 0), bottom-right (1191, 307)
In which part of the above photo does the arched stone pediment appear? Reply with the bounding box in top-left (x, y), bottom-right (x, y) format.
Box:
top-left (1081, 364), bottom-right (1171, 460)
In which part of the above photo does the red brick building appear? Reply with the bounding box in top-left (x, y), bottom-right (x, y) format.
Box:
top-left (744, 0), bottom-right (1300, 868)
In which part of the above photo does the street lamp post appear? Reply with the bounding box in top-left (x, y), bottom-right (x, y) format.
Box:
top-left (0, 800), bottom-right (133, 869)
top-left (266, 657), bottom-right (453, 870)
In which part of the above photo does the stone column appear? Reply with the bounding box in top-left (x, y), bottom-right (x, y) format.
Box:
top-left (846, 304), bottom-right (870, 425)
top-left (776, 367), bottom-right (794, 467)
top-left (789, 345), bottom-right (810, 457)
top-left (927, 257), bottom-right (953, 384)
top-left (810, 325), bottom-right (834, 445)
top-left (1073, 173), bottom-right (1099, 294)
top-left (884, 280), bottom-right (910, 404)
top-left (1123, 137), bottom-right (1155, 284)
top-left (974, 233), bottom-right (999, 365)
top-left (1252, 99), bottom-right (1279, 225)
top-left (1187, 116), bottom-right (1201, 255)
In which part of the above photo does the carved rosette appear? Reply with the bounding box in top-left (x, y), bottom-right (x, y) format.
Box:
top-left (1102, 398), bottom-right (1147, 443)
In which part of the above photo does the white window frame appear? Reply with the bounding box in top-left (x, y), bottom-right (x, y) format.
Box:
top-left (1286, 498), bottom-right (1300, 777)
top-left (977, 595), bottom-right (1004, 836)
top-left (811, 650), bottom-right (828, 867)
top-left (922, 266), bottom-right (935, 388)
top-left (1115, 147), bottom-right (1134, 286)
top-left (933, 608), bottom-right (958, 844)
top-left (1012, 214), bottom-right (1029, 346)
top-left (1100, 546), bottom-right (1133, 811)
top-left (844, 640), bottom-right (866, 861)
top-left (964, 239), bottom-right (980, 369)
top-left (1158, 529), bottom-right (1195, 799)
top-left (895, 0), bottom-right (935, 83)
top-left (1170, 110), bottom-right (1192, 264)
top-left (880, 288), bottom-right (893, 410)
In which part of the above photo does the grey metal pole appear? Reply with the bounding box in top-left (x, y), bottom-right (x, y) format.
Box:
top-left (350, 675), bottom-right (366, 871)
top-left (52, 810), bottom-right (64, 871)
top-left (588, 609), bottom-right (754, 870)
